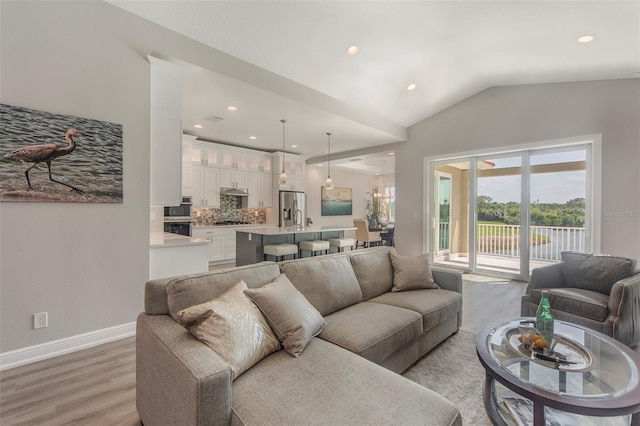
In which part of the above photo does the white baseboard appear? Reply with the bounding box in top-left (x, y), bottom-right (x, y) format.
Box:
top-left (0, 322), bottom-right (136, 371)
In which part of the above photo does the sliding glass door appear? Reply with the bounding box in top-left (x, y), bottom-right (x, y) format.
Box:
top-left (475, 154), bottom-right (523, 275)
top-left (428, 140), bottom-right (595, 279)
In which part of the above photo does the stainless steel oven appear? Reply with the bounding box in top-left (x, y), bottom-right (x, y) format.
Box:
top-left (164, 196), bottom-right (192, 236)
top-left (163, 219), bottom-right (192, 237)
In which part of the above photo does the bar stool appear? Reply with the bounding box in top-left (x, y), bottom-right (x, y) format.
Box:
top-left (263, 244), bottom-right (298, 262)
top-left (299, 240), bottom-right (330, 257)
top-left (328, 238), bottom-right (356, 253)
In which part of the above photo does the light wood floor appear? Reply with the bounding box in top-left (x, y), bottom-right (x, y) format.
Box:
top-left (1, 336), bottom-right (139, 425)
top-left (0, 275), bottom-right (630, 425)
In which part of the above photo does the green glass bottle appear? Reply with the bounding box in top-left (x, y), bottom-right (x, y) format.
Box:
top-left (536, 290), bottom-right (554, 353)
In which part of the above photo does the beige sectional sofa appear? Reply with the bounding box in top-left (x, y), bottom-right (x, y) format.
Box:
top-left (137, 246), bottom-right (464, 425)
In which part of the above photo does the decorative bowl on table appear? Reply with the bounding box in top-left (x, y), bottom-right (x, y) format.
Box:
top-left (504, 327), bottom-right (595, 372)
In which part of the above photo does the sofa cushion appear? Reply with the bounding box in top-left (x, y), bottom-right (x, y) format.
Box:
top-left (166, 262), bottom-right (281, 321)
top-left (232, 338), bottom-right (462, 426)
top-left (244, 273), bottom-right (327, 357)
top-left (530, 288), bottom-right (609, 322)
top-left (390, 252), bottom-right (439, 292)
top-left (369, 289), bottom-right (463, 332)
top-left (561, 251), bottom-right (637, 295)
top-left (318, 301), bottom-right (423, 364)
top-left (279, 256), bottom-right (363, 316)
top-left (177, 280), bottom-right (281, 380)
top-left (348, 247), bottom-right (394, 300)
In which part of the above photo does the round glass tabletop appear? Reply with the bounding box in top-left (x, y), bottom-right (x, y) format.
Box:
top-left (484, 318), bottom-right (639, 400)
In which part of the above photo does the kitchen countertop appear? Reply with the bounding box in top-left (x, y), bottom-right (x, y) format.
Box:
top-left (150, 232), bottom-right (208, 248)
top-left (236, 226), bottom-right (356, 235)
top-left (193, 223), bottom-right (277, 229)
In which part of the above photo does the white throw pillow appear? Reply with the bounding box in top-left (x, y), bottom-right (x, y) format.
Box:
top-left (177, 280), bottom-right (281, 380)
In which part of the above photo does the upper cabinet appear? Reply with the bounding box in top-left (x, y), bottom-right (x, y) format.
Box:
top-left (189, 141), bottom-right (219, 166)
top-left (150, 56), bottom-right (184, 206)
top-left (248, 152), bottom-right (273, 173)
top-left (275, 152), bottom-right (305, 192)
top-left (219, 148), bottom-right (248, 170)
top-left (182, 141), bottom-right (276, 205)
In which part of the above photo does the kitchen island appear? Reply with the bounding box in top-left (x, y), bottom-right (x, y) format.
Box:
top-left (236, 226), bottom-right (356, 266)
top-left (149, 232), bottom-right (209, 279)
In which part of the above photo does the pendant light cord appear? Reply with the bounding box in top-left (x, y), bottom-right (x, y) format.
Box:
top-left (327, 132), bottom-right (331, 178)
top-left (281, 119), bottom-right (286, 173)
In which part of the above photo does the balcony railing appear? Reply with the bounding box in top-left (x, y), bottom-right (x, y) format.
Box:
top-left (476, 223), bottom-right (586, 261)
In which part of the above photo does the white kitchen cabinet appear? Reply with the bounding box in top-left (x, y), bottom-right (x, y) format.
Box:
top-left (276, 152), bottom-right (305, 191)
top-left (192, 228), bottom-right (226, 262)
top-left (247, 172), bottom-right (272, 208)
top-left (192, 164), bottom-right (220, 207)
top-left (219, 168), bottom-right (249, 189)
top-left (219, 148), bottom-right (248, 170)
top-left (259, 173), bottom-right (273, 208)
top-left (190, 141), bottom-right (219, 166)
top-left (225, 229), bottom-right (237, 260)
top-left (150, 56), bottom-right (184, 206)
top-left (248, 152), bottom-right (273, 173)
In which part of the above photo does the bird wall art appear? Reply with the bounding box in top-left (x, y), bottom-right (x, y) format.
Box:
top-left (0, 104), bottom-right (123, 203)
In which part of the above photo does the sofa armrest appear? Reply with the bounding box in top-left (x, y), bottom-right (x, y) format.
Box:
top-left (526, 263), bottom-right (563, 293)
top-left (136, 313), bottom-right (232, 426)
top-left (608, 272), bottom-right (640, 346)
top-left (431, 266), bottom-right (462, 294)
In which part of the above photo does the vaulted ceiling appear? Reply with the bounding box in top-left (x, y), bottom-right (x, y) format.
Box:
top-left (110, 0), bottom-right (640, 169)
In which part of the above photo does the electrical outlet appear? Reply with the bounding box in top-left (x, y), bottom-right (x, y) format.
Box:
top-left (34, 312), bottom-right (48, 329)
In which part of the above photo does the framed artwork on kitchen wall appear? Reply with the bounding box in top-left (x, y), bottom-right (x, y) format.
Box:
top-left (321, 186), bottom-right (353, 216)
top-left (0, 104), bottom-right (123, 203)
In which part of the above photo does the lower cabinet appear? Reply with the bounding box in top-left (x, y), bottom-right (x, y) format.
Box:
top-left (192, 228), bottom-right (226, 262)
top-left (193, 225), bottom-right (277, 263)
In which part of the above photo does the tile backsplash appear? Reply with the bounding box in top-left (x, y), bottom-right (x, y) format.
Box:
top-left (192, 207), bottom-right (266, 226)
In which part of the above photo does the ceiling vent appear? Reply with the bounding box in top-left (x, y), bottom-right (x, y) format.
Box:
top-left (205, 115), bottom-right (224, 123)
top-left (349, 158), bottom-right (362, 162)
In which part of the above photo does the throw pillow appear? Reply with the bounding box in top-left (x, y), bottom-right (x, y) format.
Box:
top-left (177, 280), bottom-right (281, 380)
top-left (390, 252), bottom-right (439, 292)
top-left (561, 251), bottom-right (637, 295)
top-left (244, 274), bottom-right (327, 357)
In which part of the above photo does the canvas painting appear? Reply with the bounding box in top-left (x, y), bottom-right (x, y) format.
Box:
top-left (321, 186), bottom-right (353, 216)
top-left (0, 104), bottom-right (123, 203)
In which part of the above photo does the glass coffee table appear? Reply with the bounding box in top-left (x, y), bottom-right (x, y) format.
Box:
top-left (476, 318), bottom-right (640, 426)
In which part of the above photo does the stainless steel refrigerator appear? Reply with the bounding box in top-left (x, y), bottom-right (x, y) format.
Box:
top-left (279, 190), bottom-right (306, 227)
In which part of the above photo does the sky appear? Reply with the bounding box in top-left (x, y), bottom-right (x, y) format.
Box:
top-left (477, 150), bottom-right (586, 204)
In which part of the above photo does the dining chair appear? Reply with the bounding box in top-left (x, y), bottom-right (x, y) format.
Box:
top-left (353, 219), bottom-right (382, 249)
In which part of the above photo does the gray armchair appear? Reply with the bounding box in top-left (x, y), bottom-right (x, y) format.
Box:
top-left (521, 251), bottom-right (640, 347)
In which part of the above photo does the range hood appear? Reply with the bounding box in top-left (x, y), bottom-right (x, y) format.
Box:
top-left (220, 187), bottom-right (249, 197)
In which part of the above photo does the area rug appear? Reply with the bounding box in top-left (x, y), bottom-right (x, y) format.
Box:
top-left (402, 330), bottom-right (491, 425)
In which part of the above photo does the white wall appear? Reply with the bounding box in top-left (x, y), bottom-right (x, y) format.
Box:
top-left (395, 79), bottom-right (640, 261)
top-left (305, 166), bottom-right (376, 237)
top-left (0, 1), bottom-right (154, 354)
top-left (0, 1), bottom-right (286, 357)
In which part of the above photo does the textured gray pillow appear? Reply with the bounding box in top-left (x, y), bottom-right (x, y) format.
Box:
top-left (177, 280), bottom-right (281, 379)
top-left (244, 274), bottom-right (327, 357)
top-left (561, 251), bottom-right (637, 295)
top-left (390, 252), bottom-right (439, 292)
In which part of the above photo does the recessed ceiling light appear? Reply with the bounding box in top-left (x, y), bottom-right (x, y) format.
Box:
top-left (318, 164), bottom-right (323, 167)
top-left (407, 83), bottom-right (417, 91)
top-left (388, 152), bottom-right (395, 156)
top-left (291, 144), bottom-right (298, 148)
top-left (249, 136), bottom-right (257, 140)
top-left (227, 106), bottom-right (237, 111)
top-left (577, 35), bottom-right (595, 43)
top-left (346, 45), bottom-right (359, 55)
top-left (194, 124), bottom-right (203, 129)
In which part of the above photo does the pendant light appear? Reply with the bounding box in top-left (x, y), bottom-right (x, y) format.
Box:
top-left (325, 132), bottom-right (334, 190)
top-left (278, 119), bottom-right (288, 185)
